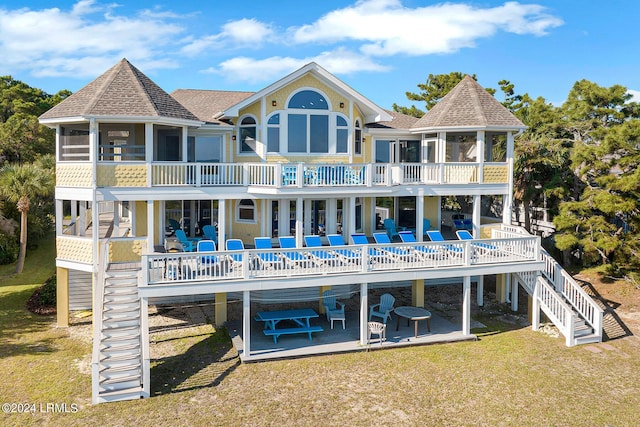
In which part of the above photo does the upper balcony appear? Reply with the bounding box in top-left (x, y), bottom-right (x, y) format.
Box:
top-left (56, 161), bottom-right (509, 190)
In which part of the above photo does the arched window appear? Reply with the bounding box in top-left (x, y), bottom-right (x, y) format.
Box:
top-left (239, 116), bottom-right (257, 154)
top-left (354, 120), bottom-right (362, 155)
top-left (267, 113), bottom-right (280, 153)
top-left (288, 90), bottom-right (329, 109)
top-left (336, 115), bottom-right (348, 153)
top-left (237, 199), bottom-right (256, 222)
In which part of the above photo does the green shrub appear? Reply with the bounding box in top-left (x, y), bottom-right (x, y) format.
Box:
top-left (39, 275), bottom-right (56, 306)
top-left (0, 232), bottom-right (18, 265)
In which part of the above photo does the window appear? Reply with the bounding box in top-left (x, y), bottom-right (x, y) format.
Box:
top-left (354, 120), bottom-right (362, 155)
top-left (239, 116), bottom-right (257, 154)
top-left (237, 199), bottom-right (256, 222)
top-left (59, 124), bottom-right (90, 161)
top-left (154, 126), bottom-right (181, 161)
top-left (267, 114), bottom-right (280, 152)
top-left (288, 90), bottom-right (328, 109)
top-left (187, 136), bottom-right (222, 162)
top-left (446, 132), bottom-right (477, 162)
top-left (336, 116), bottom-right (348, 153)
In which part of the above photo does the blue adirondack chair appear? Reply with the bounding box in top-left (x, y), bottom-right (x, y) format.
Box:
top-left (322, 290), bottom-right (346, 329)
top-left (369, 293), bottom-right (395, 324)
top-left (383, 218), bottom-right (404, 241)
top-left (278, 236), bottom-right (309, 267)
top-left (225, 238), bottom-right (245, 267)
top-left (202, 224), bottom-right (217, 243)
top-left (174, 229), bottom-right (195, 252)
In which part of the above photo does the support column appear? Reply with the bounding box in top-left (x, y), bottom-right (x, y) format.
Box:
top-left (531, 277), bottom-right (540, 330)
top-left (56, 267), bottom-right (69, 327)
top-left (319, 285), bottom-right (331, 314)
top-left (496, 273), bottom-right (508, 303)
top-left (326, 199), bottom-right (337, 235)
top-left (215, 292), bottom-right (227, 326)
top-left (147, 200), bottom-right (155, 253)
top-left (477, 276), bottom-right (484, 307)
top-left (411, 279), bottom-right (424, 307)
top-left (503, 131), bottom-right (516, 225)
top-left (511, 274), bottom-right (519, 312)
top-left (295, 197), bottom-right (303, 247)
top-left (279, 200), bottom-right (288, 238)
top-left (347, 196), bottom-right (356, 239)
top-left (242, 290), bottom-right (251, 358)
top-left (416, 194), bottom-right (424, 241)
top-left (462, 276), bottom-right (471, 336)
top-left (472, 194), bottom-right (481, 238)
top-left (304, 199), bottom-right (312, 235)
top-left (360, 282), bottom-right (369, 345)
top-left (218, 200), bottom-right (226, 247)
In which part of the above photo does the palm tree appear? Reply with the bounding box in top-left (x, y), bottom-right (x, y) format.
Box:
top-left (0, 161), bottom-right (53, 273)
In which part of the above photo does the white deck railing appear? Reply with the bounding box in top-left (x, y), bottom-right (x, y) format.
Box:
top-left (535, 276), bottom-right (576, 346)
top-left (146, 161), bottom-right (507, 188)
top-left (140, 236), bottom-right (539, 286)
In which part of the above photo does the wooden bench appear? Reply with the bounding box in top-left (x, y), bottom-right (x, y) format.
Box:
top-left (262, 325), bottom-right (324, 343)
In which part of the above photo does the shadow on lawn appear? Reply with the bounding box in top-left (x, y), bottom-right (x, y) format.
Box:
top-left (576, 279), bottom-right (634, 341)
top-left (150, 327), bottom-right (239, 396)
top-left (0, 286), bottom-right (61, 359)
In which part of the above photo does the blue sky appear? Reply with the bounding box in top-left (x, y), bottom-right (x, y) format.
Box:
top-left (1, 0), bottom-right (638, 109)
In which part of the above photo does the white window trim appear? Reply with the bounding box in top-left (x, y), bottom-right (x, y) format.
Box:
top-left (236, 199), bottom-right (257, 223)
top-left (237, 114), bottom-right (259, 156)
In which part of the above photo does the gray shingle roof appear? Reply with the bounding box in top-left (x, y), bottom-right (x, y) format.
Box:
top-left (40, 58), bottom-right (199, 121)
top-left (411, 75), bottom-right (525, 130)
top-left (170, 89), bottom-right (254, 124)
top-left (366, 109), bottom-right (420, 130)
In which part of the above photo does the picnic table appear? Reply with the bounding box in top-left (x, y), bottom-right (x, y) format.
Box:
top-left (255, 308), bottom-right (324, 343)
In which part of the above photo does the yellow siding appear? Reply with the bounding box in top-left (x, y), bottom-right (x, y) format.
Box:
top-left (97, 164), bottom-right (147, 187)
top-left (57, 163), bottom-right (92, 187)
top-left (231, 199), bottom-right (264, 241)
top-left (57, 237), bottom-right (93, 264)
top-left (108, 239), bottom-right (145, 263)
top-left (264, 74), bottom-right (348, 116)
top-left (483, 165), bottom-right (509, 183)
top-left (264, 154), bottom-right (350, 163)
top-left (424, 197), bottom-right (440, 228)
top-left (135, 201), bottom-right (147, 237)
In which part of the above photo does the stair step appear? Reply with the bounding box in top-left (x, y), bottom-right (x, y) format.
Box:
top-left (101, 341), bottom-right (140, 353)
top-left (104, 303), bottom-right (140, 313)
top-left (100, 372), bottom-right (142, 386)
top-left (103, 311), bottom-right (140, 322)
top-left (102, 319), bottom-right (140, 330)
top-left (100, 351), bottom-right (141, 363)
top-left (97, 386), bottom-right (143, 403)
top-left (574, 333), bottom-right (602, 345)
top-left (100, 363), bottom-right (141, 376)
top-left (104, 287), bottom-right (138, 296)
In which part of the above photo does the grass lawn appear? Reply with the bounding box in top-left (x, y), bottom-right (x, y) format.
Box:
top-left (2, 236), bottom-right (640, 426)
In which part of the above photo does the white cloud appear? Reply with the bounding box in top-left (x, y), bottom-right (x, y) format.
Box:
top-left (628, 90), bottom-right (640, 102)
top-left (0, 1), bottom-right (185, 77)
top-left (292, 0), bottom-right (564, 56)
top-left (181, 18), bottom-right (275, 56)
top-left (202, 48), bottom-right (389, 83)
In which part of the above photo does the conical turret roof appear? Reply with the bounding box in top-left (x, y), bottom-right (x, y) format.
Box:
top-left (40, 59), bottom-right (199, 122)
top-left (412, 75), bottom-right (524, 130)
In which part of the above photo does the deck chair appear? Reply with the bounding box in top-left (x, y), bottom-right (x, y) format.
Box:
top-left (254, 237), bottom-right (284, 269)
top-left (426, 230), bottom-right (463, 256)
top-left (322, 290), bottom-right (346, 329)
top-left (351, 234), bottom-right (383, 260)
top-left (369, 293), bottom-right (395, 324)
top-left (383, 218), bottom-right (403, 241)
top-left (423, 218), bottom-right (434, 234)
top-left (225, 238), bottom-right (245, 267)
top-left (278, 236), bottom-right (310, 267)
top-left (327, 234), bottom-right (361, 263)
top-left (202, 224), bottom-right (217, 243)
top-left (398, 230), bottom-right (443, 259)
top-left (456, 230), bottom-right (499, 253)
top-left (303, 235), bottom-right (338, 264)
top-left (197, 239), bottom-right (220, 272)
top-left (174, 230), bottom-right (195, 252)
top-left (167, 218), bottom-right (181, 236)
top-left (372, 232), bottom-right (413, 260)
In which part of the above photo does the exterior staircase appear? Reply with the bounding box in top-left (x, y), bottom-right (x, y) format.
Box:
top-left (513, 250), bottom-right (603, 346)
top-left (92, 264), bottom-right (147, 403)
